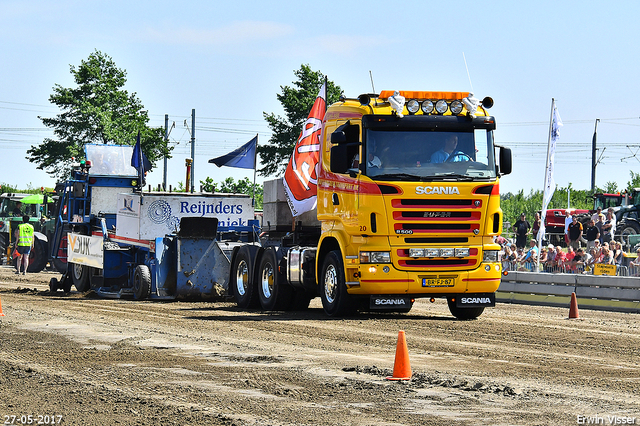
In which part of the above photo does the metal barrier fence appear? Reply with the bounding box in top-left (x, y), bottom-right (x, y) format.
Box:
top-left (499, 269), bottom-right (640, 313)
top-left (501, 260), bottom-right (640, 277)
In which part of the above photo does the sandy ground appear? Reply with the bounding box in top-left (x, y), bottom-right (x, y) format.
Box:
top-left (0, 265), bottom-right (638, 426)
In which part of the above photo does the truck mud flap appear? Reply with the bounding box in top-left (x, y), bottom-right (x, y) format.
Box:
top-left (370, 295), bottom-right (413, 310)
top-left (455, 293), bottom-right (495, 308)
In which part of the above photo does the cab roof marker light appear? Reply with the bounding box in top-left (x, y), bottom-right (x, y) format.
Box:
top-left (378, 90), bottom-right (469, 100)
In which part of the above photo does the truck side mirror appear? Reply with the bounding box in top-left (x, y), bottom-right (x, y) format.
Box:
top-left (331, 130), bottom-right (347, 144)
top-left (499, 146), bottom-right (512, 176)
top-left (331, 121), bottom-right (360, 145)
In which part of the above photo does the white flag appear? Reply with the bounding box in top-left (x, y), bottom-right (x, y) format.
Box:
top-left (539, 100), bottom-right (562, 242)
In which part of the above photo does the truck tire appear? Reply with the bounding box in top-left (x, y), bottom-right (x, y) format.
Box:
top-left (71, 263), bottom-right (91, 292)
top-left (0, 233), bottom-right (7, 265)
top-left (257, 247), bottom-right (293, 311)
top-left (133, 265), bottom-right (152, 300)
top-left (320, 250), bottom-right (354, 317)
top-left (447, 298), bottom-right (484, 320)
top-left (27, 237), bottom-right (48, 273)
top-left (617, 221), bottom-right (640, 244)
top-left (231, 246), bottom-right (259, 309)
top-left (49, 277), bottom-right (59, 292)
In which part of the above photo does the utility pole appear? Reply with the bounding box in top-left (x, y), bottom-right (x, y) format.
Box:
top-left (190, 109), bottom-right (195, 193)
top-left (164, 114), bottom-right (169, 191)
top-left (591, 118), bottom-right (600, 192)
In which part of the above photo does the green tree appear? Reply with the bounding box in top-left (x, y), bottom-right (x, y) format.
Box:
top-left (260, 64), bottom-right (342, 177)
top-left (200, 177), bottom-right (263, 209)
top-left (501, 184), bottom-right (593, 228)
top-left (28, 50), bottom-right (171, 180)
top-left (625, 171), bottom-right (640, 194)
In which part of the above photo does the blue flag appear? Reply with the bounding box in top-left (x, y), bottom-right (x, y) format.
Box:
top-left (208, 136), bottom-right (257, 169)
top-left (131, 132), bottom-right (152, 185)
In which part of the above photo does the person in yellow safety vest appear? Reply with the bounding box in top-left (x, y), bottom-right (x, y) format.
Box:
top-left (15, 215), bottom-right (34, 275)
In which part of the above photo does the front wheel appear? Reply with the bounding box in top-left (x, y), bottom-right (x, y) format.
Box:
top-left (320, 250), bottom-right (353, 317)
top-left (133, 265), bottom-right (152, 300)
top-left (71, 263), bottom-right (90, 292)
top-left (447, 298), bottom-right (484, 320)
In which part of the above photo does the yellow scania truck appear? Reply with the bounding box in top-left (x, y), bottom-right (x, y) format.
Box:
top-left (229, 90), bottom-right (512, 319)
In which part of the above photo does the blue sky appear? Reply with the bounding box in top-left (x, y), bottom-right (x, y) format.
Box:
top-left (2, 0), bottom-right (640, 197)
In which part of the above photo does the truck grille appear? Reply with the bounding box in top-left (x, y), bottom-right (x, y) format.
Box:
top-left (390, 197), bottom-right (483, 271)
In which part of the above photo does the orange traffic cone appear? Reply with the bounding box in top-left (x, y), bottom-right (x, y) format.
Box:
top-left (0, 295), bottom-right (4, 317)
top-left (569, 292), bottom-right (579, 319)
top-left (386, 330), bottom-right (411, 381)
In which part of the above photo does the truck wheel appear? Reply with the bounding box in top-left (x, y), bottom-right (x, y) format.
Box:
top-left (231, 246), bottom-right (259, 309)
top-left (320, 250), bottom-right (354, 317)
top-left (258, 247), bottom-right (293, 311)
top-left (618, 221), bottom-right (640, 244)
top-left (133, 265), bottom-right (152, 300)
top-left (72, 263), bottom-right (91, 292)
top-left (447, 299), bottom-right (484, 320)
top-left (0, 233), bottom-right (7, 264)
top-left (27, 237), bottom-right (48, 273)
top-left (49, 277), bottom-right (59, 292)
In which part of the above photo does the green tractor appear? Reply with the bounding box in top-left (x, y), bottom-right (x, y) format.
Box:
top-left (0, 192), bottom-right (57, 272)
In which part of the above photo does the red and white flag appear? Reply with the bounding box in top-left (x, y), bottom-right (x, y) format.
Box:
top-left (283, 82), bottom-right (326, 217)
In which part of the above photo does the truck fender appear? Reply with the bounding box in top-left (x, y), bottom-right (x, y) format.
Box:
top-left (315, 235), bottom-right (344, 285)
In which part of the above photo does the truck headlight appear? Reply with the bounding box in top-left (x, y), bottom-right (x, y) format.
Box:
top-left (440, 248), bottom-right (455, 257)
top-left (407, 99), bottom-right (420, 114)
top-left (450, 100), bottom-right (464, 114)
top-left (360, 251), bottom-right (391, 264)
top-left (409, 248), bottom-right (424, 257)
top-left (483, 250), bottom-right (499, 262)
top-left (435, 100), bottom-right (449, 114)
top-left (454, 248), bottom-right (470, 257)
top-left (421, 100), bottom-right (434, 114)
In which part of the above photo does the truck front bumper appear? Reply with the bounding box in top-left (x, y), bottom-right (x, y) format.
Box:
top-left (346, 261), bottom-right (502, 296)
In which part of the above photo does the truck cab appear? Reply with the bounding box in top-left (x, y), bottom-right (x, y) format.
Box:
top-left (315, 91), bottom-right (511, 318)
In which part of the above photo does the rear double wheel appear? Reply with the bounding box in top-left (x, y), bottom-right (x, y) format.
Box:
top-left (258, 247), bottom-right (293, 311)
top-left (231, 246), bottom-right (259, 309)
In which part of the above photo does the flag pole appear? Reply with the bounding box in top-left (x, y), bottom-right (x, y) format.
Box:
top-left (538, 98), bottom-right (556, 265)
top-left (252, 134), bottom-right (258, 208)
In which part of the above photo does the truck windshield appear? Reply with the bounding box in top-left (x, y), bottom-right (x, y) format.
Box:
top-left (362, 129), bottom-right (496, 181)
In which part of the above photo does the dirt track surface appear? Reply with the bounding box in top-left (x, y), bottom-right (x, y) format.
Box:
top-left (0, 266), bottom-right (638, 426)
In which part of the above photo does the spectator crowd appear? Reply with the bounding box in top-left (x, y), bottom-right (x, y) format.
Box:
top-left (503, 208), bottom-right (640, 276)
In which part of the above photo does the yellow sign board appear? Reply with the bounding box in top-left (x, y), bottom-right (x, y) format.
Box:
top-left (594, 263), bottom-right (617, 276)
